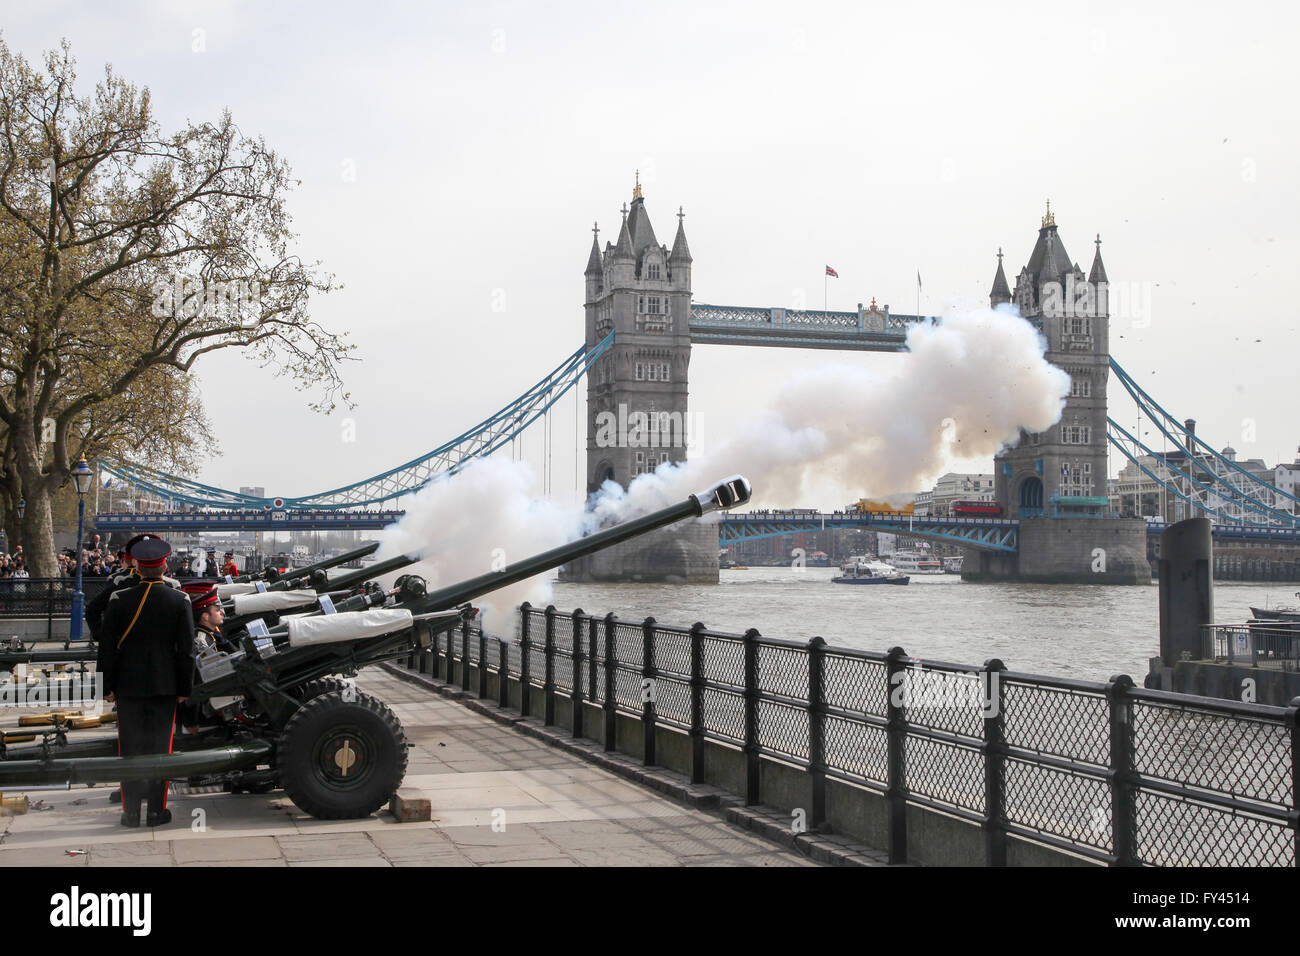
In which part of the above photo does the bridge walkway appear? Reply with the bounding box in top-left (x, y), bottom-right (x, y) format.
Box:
top-left (0, 668), bottom-right (821, 867)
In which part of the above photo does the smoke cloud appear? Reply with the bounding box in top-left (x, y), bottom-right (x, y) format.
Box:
top-left (377, 304), bottom-right (1068, 617)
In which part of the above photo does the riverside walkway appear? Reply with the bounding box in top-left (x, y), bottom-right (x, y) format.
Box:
top-left (0, 669), bottom-right (823, 867)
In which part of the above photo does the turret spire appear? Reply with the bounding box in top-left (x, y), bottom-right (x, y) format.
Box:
top-left (1041, 199), bottom-right (1055, 228)
top-left (670, 205), bottom-right (692, 262)
top-left (990, 247), bottom-right (1011, 305)
top-left (1089, 233), bottom-right (1108, 283)
top-left (632, 170), bottom-right (642, 201)
top-left (585, 221), bottom-right (602, 275)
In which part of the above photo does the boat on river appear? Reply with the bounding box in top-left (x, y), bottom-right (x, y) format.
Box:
top-left (833, 558), bottom-right (909, 586)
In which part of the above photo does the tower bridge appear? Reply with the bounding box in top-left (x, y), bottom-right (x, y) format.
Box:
top-left (92, 181), bottom-right (1299, 583)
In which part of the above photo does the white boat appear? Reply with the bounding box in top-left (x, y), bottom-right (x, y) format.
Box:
top-left (942, 555), bottom-right (964, 574)
top-left (890, 550), bottom-right (944, 574)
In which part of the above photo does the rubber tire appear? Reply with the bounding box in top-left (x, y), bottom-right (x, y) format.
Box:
top-left (291, 678), bottom-right (350, 702)
top-left (276, 690), bottom-right (408, 820)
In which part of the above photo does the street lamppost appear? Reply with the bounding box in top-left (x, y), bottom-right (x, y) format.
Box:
top-left (70, 457), bottom-right (93, 643)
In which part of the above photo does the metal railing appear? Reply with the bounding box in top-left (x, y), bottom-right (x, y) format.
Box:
top-left (412, 604), bottom-right (1298, 868)
top-left (0, 578), bottom-right (111, 636)
top-left (1204, 624), bottom-right (1300, 671)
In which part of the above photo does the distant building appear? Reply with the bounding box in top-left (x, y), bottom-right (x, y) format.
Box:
top-left (239, 486), bottom-right (266, 499)
top-left (928, 472), bottom-right (995, 516)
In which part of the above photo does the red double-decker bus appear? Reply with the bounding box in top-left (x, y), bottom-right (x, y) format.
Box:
top-left (950, 500), bottom-right (1004, 516)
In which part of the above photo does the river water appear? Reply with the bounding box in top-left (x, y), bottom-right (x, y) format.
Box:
top-left (547, 569), bottom-right (1296, 683)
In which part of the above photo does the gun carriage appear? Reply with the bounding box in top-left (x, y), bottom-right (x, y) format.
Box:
top-left (0, 477), bottom-right (751, 819)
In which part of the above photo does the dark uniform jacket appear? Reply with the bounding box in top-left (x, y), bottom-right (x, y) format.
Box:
top-left (85, 568), bottom-right (139, 641)
top-left (86, 570), bottom-right (182, 642)
top-left (97, 579), bottom-right (196, 699)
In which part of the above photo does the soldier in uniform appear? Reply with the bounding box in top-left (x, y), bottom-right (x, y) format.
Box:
top-left (97, 536), bottom-right (195, 827)
top-left (220, 552), bottom-right (239, 578)
top-left (178, 581), bottom-right (228, 731)
top-left (86, 534), bottom-right (183, 642)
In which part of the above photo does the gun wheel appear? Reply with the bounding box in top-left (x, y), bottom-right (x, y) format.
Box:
top-left (290, 678), bottom-right (351, 702)
top-left (277, 690), bottom-right (408, 819)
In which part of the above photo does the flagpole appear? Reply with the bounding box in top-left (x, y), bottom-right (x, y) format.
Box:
top-left (824, 272), bottom-right (827, 313)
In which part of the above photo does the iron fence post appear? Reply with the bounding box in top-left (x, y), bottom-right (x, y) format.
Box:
top-left (571, 609), bottom-right (585, 739)
top-left (519, 602), bottom-right (532, 718)
top-left (743, 628), bottom-right (761, 805)
top-left (544, 605), bottom-right (556, 726)
top-left (603, 613), bottom-right (617, 751)
top-left (588, 616), bottom-right (598, 706)
top-left (690, 622), bottom-right (705, 785)
top-left (478, 618), bottom-right (488, 699)
top-left (1287, 696), bottom-right (1300, 867)
top-left (498, 637), bottom-right (510, 709)
top-left (982, 658), bottom-right (1007, 867)
top-left (461, 616), bottom-right (471, 691)
top-left (641, 616), bottom-right (657, 766)
top-left (1107, 674), bottom-right (1138, 866)
top-left (807, 637), bottom-right (827, 831)
top-left (884, 645), bottom-right (909, 865)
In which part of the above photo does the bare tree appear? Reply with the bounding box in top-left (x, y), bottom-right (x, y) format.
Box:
top-left (0, 39), bottom-right (351, 574)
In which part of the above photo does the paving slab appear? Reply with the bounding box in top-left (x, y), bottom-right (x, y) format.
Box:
top-left (1, 668), bottom-right (829, 867)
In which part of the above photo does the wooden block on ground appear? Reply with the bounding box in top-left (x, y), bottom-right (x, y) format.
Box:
top-left (388, 788), bottom-right (431, 823)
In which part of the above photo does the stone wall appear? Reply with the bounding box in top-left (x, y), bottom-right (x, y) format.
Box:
top-left (964, 516), bottom-right (1151, 584)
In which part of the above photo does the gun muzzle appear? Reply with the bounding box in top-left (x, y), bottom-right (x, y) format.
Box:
top-left (690, 475), bottom-right (752, 515)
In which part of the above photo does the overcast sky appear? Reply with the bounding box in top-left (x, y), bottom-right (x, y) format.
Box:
top-left (7, 1), bottom-right (1299, 508)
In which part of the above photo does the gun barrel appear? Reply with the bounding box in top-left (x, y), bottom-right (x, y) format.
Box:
top-left (416, 474), bottom-right (752, 612)
top-left (322, 552), bottom-right (419, 592)
top-left (231, 542), bottom-right (380, 586)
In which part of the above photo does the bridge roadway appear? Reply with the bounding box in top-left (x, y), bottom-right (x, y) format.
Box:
top-left (92, 510), bottom-right (406, 533)
top-left (90, 509), bottom-right (1300, 551)
top-left (719, 511), bottom-right (1300, 552)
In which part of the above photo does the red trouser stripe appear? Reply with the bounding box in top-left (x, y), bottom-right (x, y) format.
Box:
top-left (162, 702), bottom-right (176, 811)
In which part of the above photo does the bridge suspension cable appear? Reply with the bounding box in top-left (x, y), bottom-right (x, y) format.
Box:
top-left (1107, 357), bottom-right (1298, 525)
top-left (100, 332), bottom-right (614, 511)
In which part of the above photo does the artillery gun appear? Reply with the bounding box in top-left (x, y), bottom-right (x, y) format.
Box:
top-left (0, 476), bottom-right (752, 820)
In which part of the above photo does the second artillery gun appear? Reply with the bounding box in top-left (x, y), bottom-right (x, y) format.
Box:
top-left (0, 476), bottom-right (752, 819)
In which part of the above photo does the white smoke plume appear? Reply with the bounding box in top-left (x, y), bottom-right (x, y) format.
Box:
top-left (376, 303), bottom-right (1068, 617)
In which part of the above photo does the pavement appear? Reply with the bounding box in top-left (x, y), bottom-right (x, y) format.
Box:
top-left (0, 668), bottom-right (820, 867)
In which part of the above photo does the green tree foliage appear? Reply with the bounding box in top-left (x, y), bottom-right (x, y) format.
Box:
top-left (0, 38), bottom-right (350, 574)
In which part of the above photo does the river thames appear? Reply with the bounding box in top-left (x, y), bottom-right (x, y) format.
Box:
top-left (548, 569), bottom-right (1294, 683)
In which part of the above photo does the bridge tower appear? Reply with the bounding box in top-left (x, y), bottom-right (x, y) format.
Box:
top-left (584, 175), bottom-right (693, 492)
top-left (993, 203), bottom-right (1111, 519)
top-left (973, 203), bottom-right (1150, 583)
top-left (570, 176), bottom-right (717, 583)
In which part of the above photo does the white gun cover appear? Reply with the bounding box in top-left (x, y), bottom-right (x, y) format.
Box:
top-left (232, 590), bottom-right (321, 615)
top-left (286, 608), bottom-right (414, 648)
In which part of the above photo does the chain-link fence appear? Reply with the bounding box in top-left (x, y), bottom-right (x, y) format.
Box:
top-left (415, 603), bottom-right (1298, 868)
